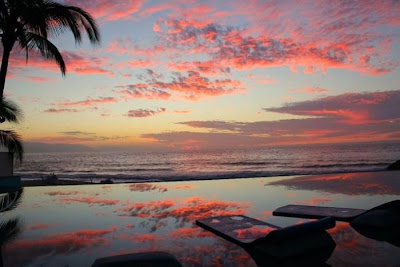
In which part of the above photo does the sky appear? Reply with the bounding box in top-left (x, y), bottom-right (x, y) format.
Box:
top-left (3, 0), bottom-right (400, 151)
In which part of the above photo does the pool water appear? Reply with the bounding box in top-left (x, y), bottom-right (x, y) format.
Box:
top-left (1, 171), bottom-right (400, 266)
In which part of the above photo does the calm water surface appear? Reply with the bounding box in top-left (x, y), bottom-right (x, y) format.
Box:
top-left (1, 171), bottom-right (400, 266)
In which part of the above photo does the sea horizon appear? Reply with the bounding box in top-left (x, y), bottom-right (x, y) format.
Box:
top-left (16, 141), bottom-right (400, 183)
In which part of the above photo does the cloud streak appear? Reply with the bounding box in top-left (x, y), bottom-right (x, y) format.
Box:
top-left (144, 90), bottom-right (400, 149)
top-left (56, 97), bottom-right (118, 107)
top-left (127, 108), bottom-right (166, 118)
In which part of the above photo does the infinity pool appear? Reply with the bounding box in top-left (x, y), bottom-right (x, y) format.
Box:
top-left (1, 171), bottom-right (400, 266)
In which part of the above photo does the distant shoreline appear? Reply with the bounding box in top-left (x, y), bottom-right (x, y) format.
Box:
top-left (20, 169), bottom-right (394, 187)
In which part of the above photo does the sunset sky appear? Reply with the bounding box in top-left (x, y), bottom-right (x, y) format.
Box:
top-left (3, 0), bottom-right (400, 151)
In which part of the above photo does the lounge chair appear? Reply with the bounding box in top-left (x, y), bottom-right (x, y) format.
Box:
top-left (196, 215), bottom-right (336, 266)
top-left (273, 200), bottom-right (400, 246)
top-left (92, 251), bottom-right (183, 267)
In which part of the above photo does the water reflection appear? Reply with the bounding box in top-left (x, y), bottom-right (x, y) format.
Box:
top-left (268, 171), bottom-right (400, 195)
top-left (0, 187), bottom-right (23, 267)
top-left (5, 226), bottom-right (119, 266)
top-left (1, 174), bottom-right (400, 266)
top-left (119, 196), bottom-right (249, 228)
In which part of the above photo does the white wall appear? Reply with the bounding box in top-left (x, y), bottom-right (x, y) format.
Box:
top-left (0, 152), bottom-right (13, 177)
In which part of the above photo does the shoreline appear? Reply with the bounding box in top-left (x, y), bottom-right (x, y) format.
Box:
top-left (20, 169), bottom-right (395, 187)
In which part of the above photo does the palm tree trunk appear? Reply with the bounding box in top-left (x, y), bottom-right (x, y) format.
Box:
top-left (0, 46), bottom-right (12, 100)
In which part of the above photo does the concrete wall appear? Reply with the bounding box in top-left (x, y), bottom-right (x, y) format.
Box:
top-left (0, 152), bottom-right (13, 177)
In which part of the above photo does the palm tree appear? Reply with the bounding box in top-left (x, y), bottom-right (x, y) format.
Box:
top-left (0, 0), bottom-right (101, 98)
top-left (0, 98), bottom-right (23, 163)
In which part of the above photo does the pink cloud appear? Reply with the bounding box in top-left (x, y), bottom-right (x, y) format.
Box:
top-left (117, 71), bottom-right (245, 101)
top-left (257, 78), bottom-right (277, 85)
top-left (127, 59), bottom-right (156, 68)
top-left (173, 110), bottom-right (192, 114)
top-left (168, 60), bottom-right (230, 75)
top-left (118, 87), bottom-right (172, 100)
top-left (56, 97), bottom-right (118, 107)
top-left (156, 10), bottom-right (399, 75)
top-left (65, 0), bottom-right (144, 21)
top-left (25, 76), bottom-right (55, 83)
top-left (153, 22), bottom-right (162, 33)
top-left (265, 90), bottom-right (400, 124)
top-left (289, 86), bottom-right (328, 94)
top-left (127, 108), bottom-right (166, 118)
top-left (9, 50), bottom-right (114, 76)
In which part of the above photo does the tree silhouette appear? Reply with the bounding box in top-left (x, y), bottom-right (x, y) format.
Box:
top-left (0, 0), bottom-right (101, 98)
top-left (0, 98), bottom-right (23, 163)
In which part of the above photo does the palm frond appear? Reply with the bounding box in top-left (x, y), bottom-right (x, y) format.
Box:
top-left (0, 189), bottom-right (23, 213)
top-left (17, 0), bottom-right (50, 39)
top-left (0, 97), bottom-right (23, 124)
top-left (0, 218), bottom-right (22, 247)
top-left (45, 2), bottom-right (101, 45)
top-left (24, 32), bottom-right (66, 75)
top-left (0, 130), bottom-right (23, 163)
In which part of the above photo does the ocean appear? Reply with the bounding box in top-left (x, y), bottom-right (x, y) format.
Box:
top-left (15, 142), bottom-right (400, 182)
